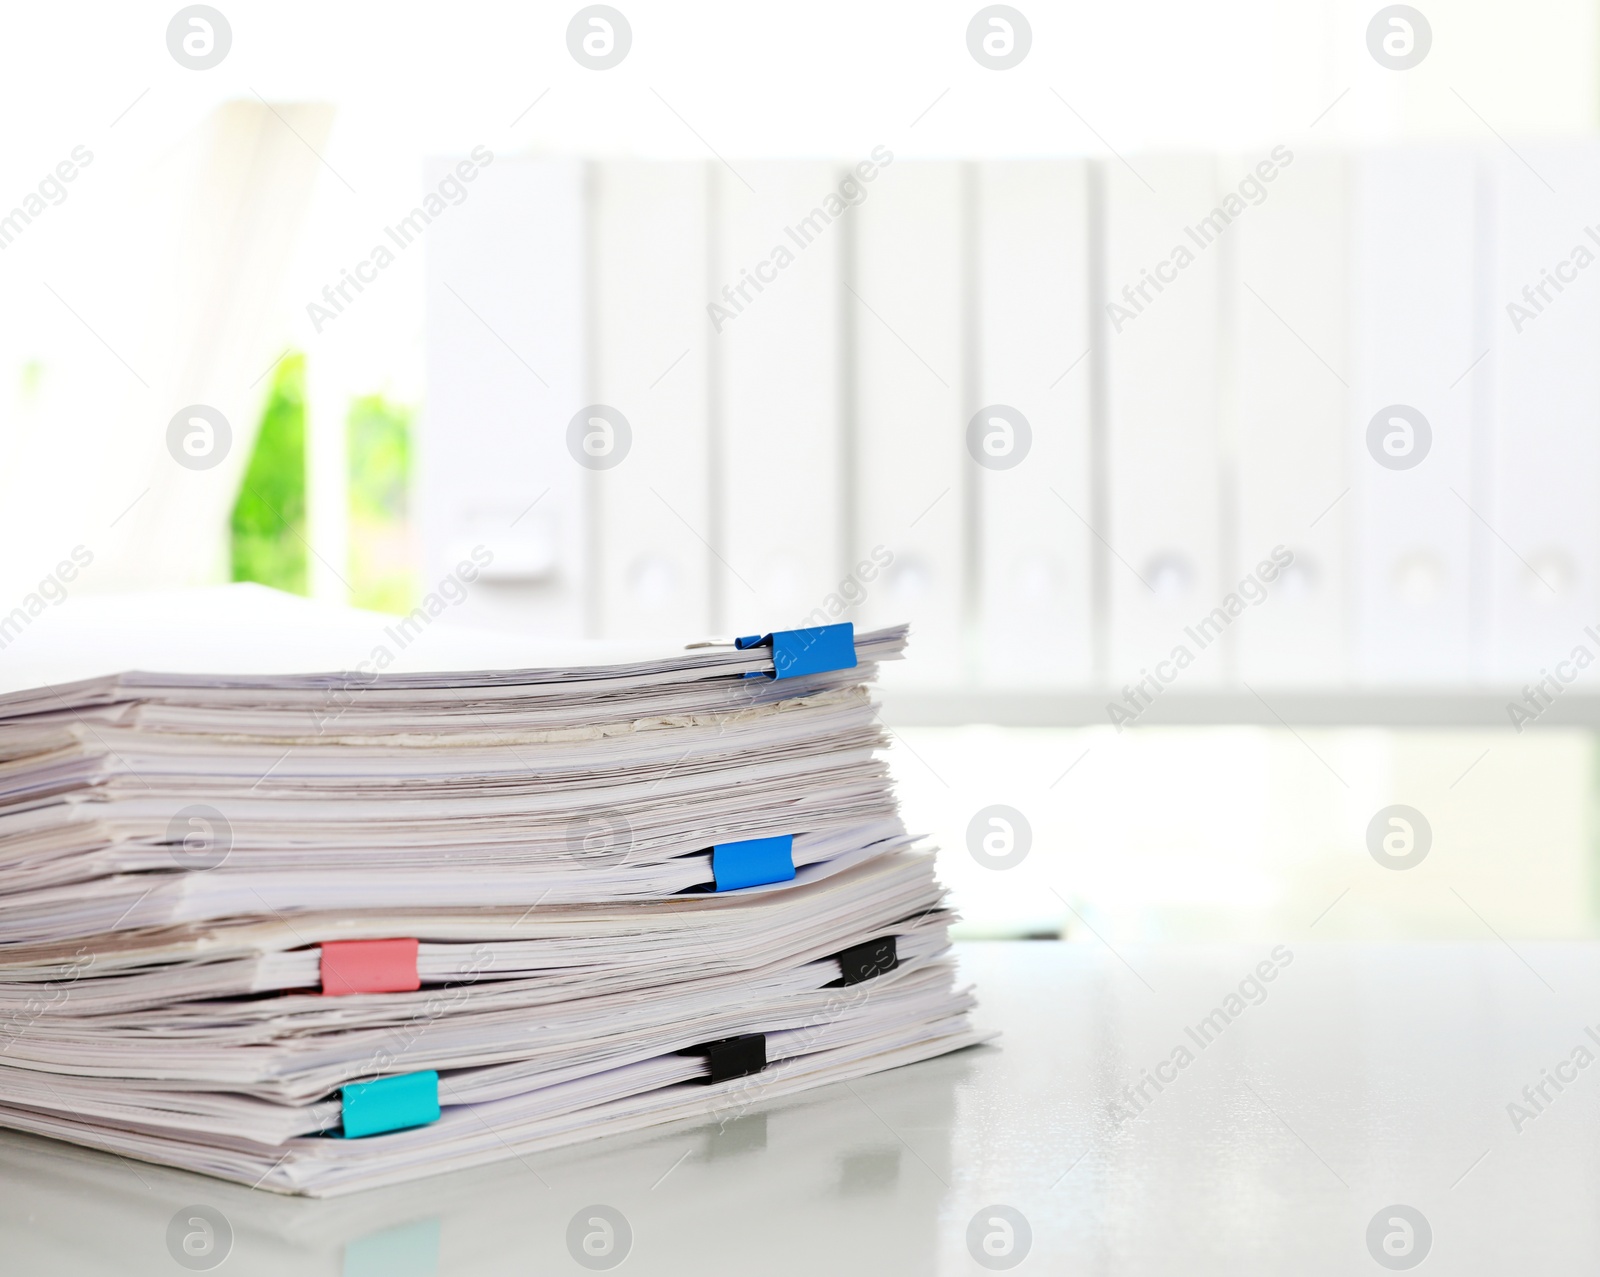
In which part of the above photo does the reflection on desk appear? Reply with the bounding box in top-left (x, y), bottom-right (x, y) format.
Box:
top-left (5, 941), bottom-right (1600, 1274)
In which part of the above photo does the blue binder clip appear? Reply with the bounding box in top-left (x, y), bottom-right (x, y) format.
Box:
top-left (712, 834), bottom-right (796, 891)
top-left (735, 623), bottom-right (857, 680)
top-left (340, 1070), bottom-right (441, 1138)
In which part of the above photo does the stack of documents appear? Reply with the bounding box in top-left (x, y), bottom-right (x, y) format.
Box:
top-left (0, 588), bottom-right (980, 1196)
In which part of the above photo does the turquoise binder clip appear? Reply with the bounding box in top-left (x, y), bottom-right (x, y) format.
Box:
top-left (340, 1070), bottom-right (441, 1138)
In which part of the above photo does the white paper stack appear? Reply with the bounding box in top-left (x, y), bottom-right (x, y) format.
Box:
top-left (0, 587), bottom-right (982, 1196)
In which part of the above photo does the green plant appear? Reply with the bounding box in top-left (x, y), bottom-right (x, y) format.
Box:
top-left (230, 353), bottom-right (308, 594)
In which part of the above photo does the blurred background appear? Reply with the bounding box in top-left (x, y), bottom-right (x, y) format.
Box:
top-left (3, 0), bottom-right (1599, 941)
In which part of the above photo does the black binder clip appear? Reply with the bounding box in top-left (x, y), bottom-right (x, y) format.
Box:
top-left (830, 936), bottom-right (899, 987)
top-left (683, 1033), bottom-right (767, 1083)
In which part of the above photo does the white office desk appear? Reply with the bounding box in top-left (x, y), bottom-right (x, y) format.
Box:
top-left (1, 940), bottom-right (1595, 1274)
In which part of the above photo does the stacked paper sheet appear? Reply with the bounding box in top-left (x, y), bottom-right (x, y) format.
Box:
top-left (0, 588), bottom-right (982, 1196)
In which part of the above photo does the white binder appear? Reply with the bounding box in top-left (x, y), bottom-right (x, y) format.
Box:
top-left (1348, 147), bottom-right (1481, 684)
top-left (422, 155), bottom-right (588, 636)
top-left (852, 161), bottom-right (967, 684)
top-left (974, 160), bottom-right (1094, 687)
top-left (713, 163), bottom-right (846, 634)
top-left (591, 161), bottom-right (712, 641)
top-left (1232, 150), bottom-right (1350, 685)
top-left (1485, 141), bottom-right (1600, 684)
top-left (1103, 156), bottom-right (1224, 689)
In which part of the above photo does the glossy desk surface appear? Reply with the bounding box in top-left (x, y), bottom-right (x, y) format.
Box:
top-left (3, 940), bottom-right (1595, 1274)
